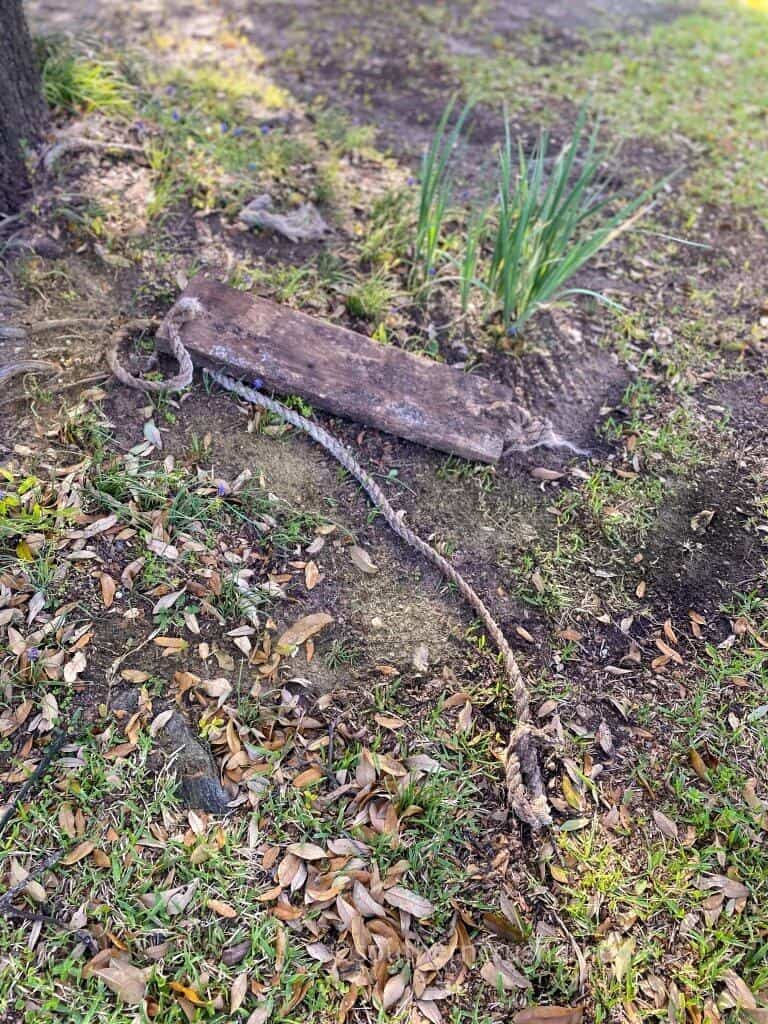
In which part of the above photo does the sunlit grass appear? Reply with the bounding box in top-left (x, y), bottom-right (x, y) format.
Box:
top-left (40, 46), bottom-right (133, 115)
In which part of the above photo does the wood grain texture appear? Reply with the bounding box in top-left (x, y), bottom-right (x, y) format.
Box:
top-left (159, 277), bottom-right (520, 462)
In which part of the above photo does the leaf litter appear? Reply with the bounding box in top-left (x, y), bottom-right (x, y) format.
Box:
top-left (1, 427), bottom-right (557, 1021)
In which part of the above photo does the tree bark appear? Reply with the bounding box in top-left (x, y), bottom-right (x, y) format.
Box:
top-left (0, 0), bottom-right (45, 214)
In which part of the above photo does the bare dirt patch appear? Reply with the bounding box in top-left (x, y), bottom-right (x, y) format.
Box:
top-left (641, 467), bottom-right (764, 622)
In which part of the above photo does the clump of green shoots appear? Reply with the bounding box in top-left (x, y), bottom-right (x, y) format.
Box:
top-left (40, 43), bottom-right (133, 115)
top-left (486, 109), bottom-right (652, 333)
top-left (412, 102), bottom-right (658, 336)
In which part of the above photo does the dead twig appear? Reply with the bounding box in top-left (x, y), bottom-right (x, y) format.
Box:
top-left (24, 318), bottom-right (102, 334)
top-left (0, 730), bottom-right (69, 837)
top-left (0, 851), bottom-right (63, 910)
top-left (2, 904), bottom-right (98, 954)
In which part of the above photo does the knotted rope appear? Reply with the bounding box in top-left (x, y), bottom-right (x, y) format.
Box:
top-left (109, 297), bottom-right (552, 828)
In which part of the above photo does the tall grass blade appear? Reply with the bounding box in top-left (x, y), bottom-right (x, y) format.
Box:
top-left (412, 98), bottom-right (474, 290)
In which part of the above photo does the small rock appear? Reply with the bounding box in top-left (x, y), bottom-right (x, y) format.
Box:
top-left (412, 644), bottom-right (429, 673)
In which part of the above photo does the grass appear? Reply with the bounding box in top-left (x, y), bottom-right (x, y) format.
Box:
top-left (40, 44), bottom-right (133, 115)
top-left (436, 456), bottom-right (497, 493)
top-left (0, 470), bottom-right (63, 548)
top-left (553, 599), bottom-right (768, 1018)
top-left (0, 738), bottom-right (326, 1022)
top-left (412, 98), bottom-right (473, 289)
top-left (449, 5), bottom-right (768, 217)
top-left (88, 455), bottom-right (320, 552)
top-left (344, 272), bottom-right (397, 323)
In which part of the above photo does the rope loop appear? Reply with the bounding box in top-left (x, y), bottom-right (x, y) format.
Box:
top-left (107, 298), bottom-right (199, 393)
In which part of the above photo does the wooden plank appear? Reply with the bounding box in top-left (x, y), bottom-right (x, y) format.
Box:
top-left (159, 277), bottom-right (521, 463)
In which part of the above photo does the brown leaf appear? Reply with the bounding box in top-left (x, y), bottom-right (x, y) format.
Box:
top-left (514, 1007), bottom-right (583, 1024)
top-left (222, 940), bottom-right (251, 967)
top-left (292, 766), bottom-right (324, 789)
top-left (689, 748), bottom-right (708, 780)
top-left (352, 881), bottom-right (386, 918)
top-left (415, 932), bottom-right (457, 973)
top-left (58, 802), bottom-right (77, 839)
top-left (305, 561), bottom-right (320, 590)
top-left (456, 919), bottom-right (476, 967)
top-left (652, 809), bottom-right (679, 840)
top-left (722, 969), bottom-right (757, 1009)
top-left (350, 545), bottom-right (378, 574)
top-left (169, 981), bottom-right (208, 1006)
top-left (383, 885), bottom-right (434, 919)
top-left (417, 999), bottom-right (445, 1024)
top-left (149, 709), bottom-right (175, 737)
top-left (596, 720), bottom-right (614, 756)
top-left (380, 969), bottom-right (408, 1011)
top-left (246, 1001), bottom-right (272, 1024)
top-left (62, 840), bottom-right (96, 865)
top-left (482, 911), bottom-right (525, 943)
top-left (663, 619), bottom-right (678, 646)
top-left (337, 984), bottom-right (360, 1023)
top-left (152, 589), bottom-right (185, 614)
top-left (655, 637), bottom-right (683, 664)
top-left (412, 644), bottom-right (429, 673)
top-left (305, 942), bottom-right (335, 963)
top-left (121, 558), bottom-right (145, 588)
top-left (100, 573), bottom-right (116, 609)
top-left (230, 972), bottom-right (249, 1014)
top-left (153, 636), bottom-right (188, 651)
top-left (206, 898), bottom-right (237, 919)
top-left (286, 842), bottom-right (327, 861)
top-left (121, 669), bottom-right (150, 683)
top-left (480, 958), bottom-right (529, 991)
top-left (277, 612), bottom-right (333, 652)
top-left (91, 957), bottom-right (148, 1006)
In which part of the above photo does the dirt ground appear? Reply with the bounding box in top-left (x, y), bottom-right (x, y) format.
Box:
top-left (1, 1), bottom-right (767, 1022)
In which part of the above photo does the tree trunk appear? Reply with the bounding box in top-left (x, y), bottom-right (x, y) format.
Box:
top-left (0, 0), bottom-right (45, 214)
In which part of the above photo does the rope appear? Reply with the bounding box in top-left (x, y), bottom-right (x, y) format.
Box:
top-left (107, 300), bottom-right (196, 393)
top-left (108, 301), bottom-right (552, 829)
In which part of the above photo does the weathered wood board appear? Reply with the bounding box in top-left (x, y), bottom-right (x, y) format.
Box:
top-left (160, 277), bottom-right (523, 463)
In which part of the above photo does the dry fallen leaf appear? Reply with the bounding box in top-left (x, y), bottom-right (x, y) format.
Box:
top-left (514, 1007), bottom-right (583, 1024)
top-left (230, 971), bottom-right (249, 1014)
top-left (652, 809), bottom-right (679, 840)
top-left (722, 969), bottom-right (757, 1009)
top-left (63, 650), bottom-right (87, 684)
top-left (287, 842), bottom-right (327, 861)
top-left (277, 612), bottom-right (333, 652)
top-left (100, 573), bottom-right (116, 609)
top-left (149, 709), bottom-right (175, 737)
top-left (90, 955), bottom-right (148, 1006)
top-left (480, 957), bottom-right (529, 991)
top-left (412, 644), bottom-right (429, 673)
top-left (206, 898), bottom-right (237, 918)
top-left (305, 560), bottom-right (320, 590)
top-left (382, 885), bottom-right (434, 919)
top-left (152, 589), bottom-right (185, 614)
top-left (380, 969), bottom-right (408, 1011)
top-left (62, 840), bottom-right (96, 865)
top-left (482, 911), bottom-right (525, 943)
top-left (689, 748), bottom-right (708, 780)
top-left (350, 545), bottom-right (378, 574)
